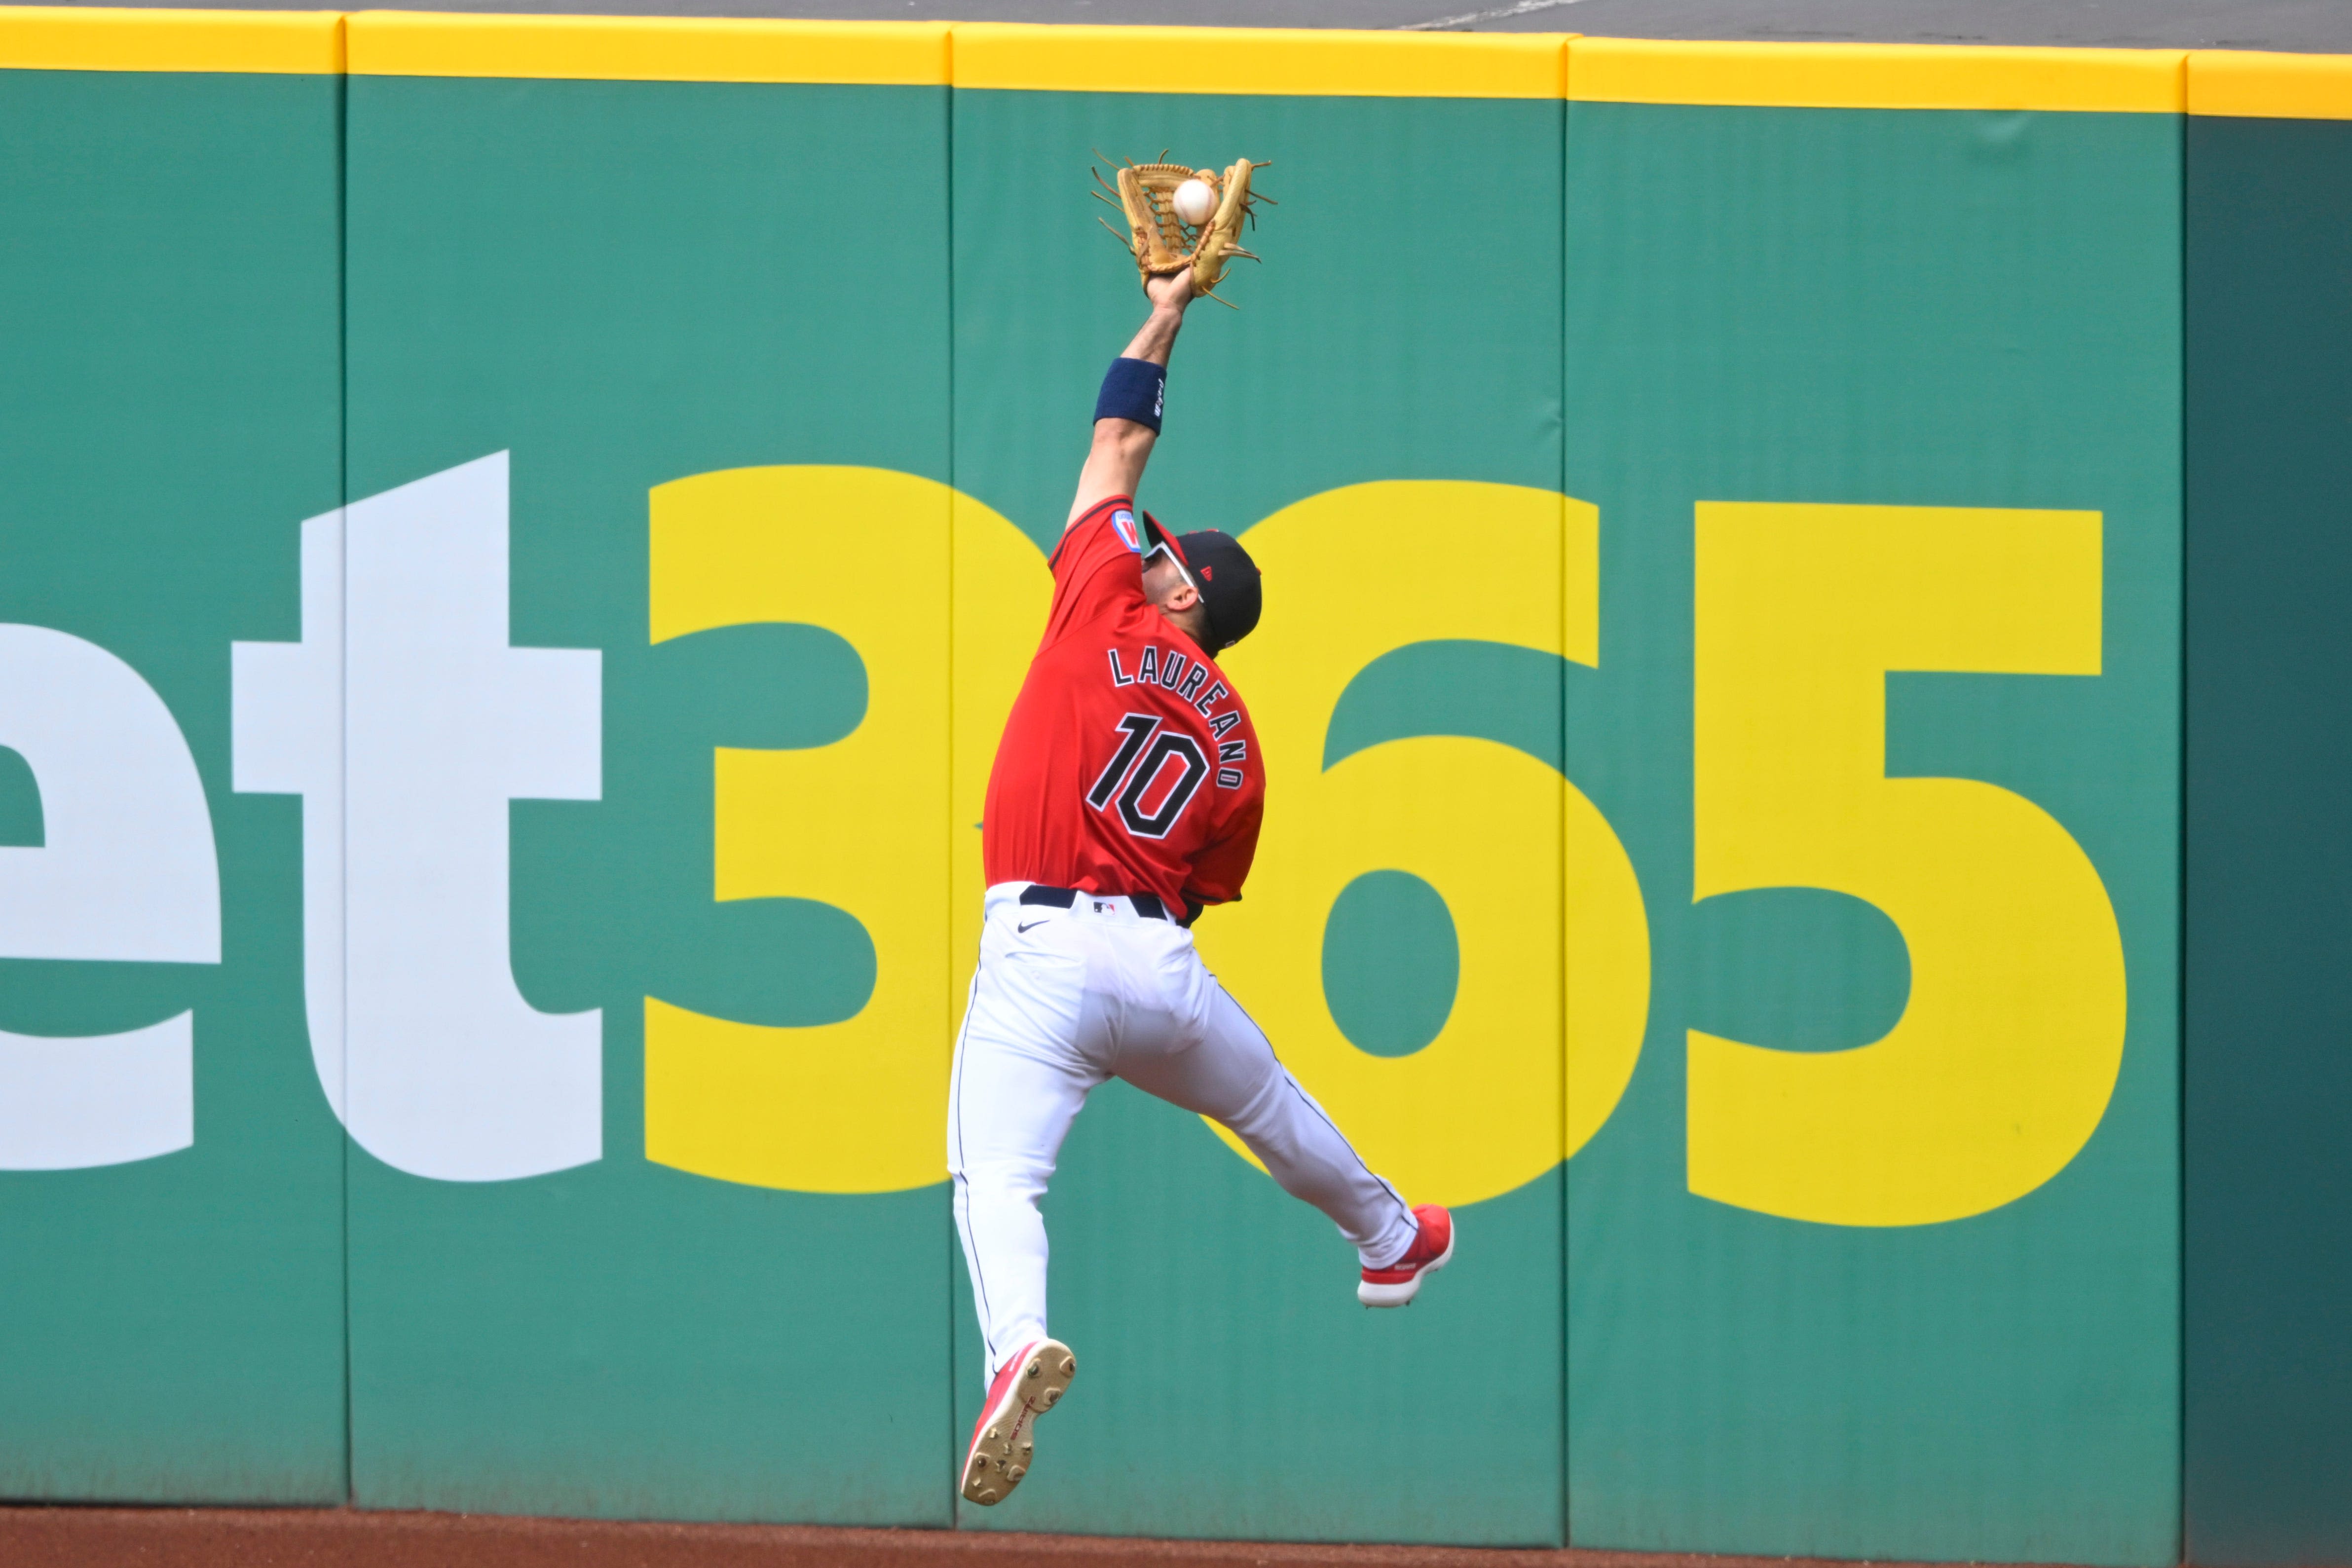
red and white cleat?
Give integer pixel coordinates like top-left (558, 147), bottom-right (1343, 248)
top-left (1358, 1204), bottom-right (1454, 1307)
top-left (959, 1338), bottom-right (1077, 1506)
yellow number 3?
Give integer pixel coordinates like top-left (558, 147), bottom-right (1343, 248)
top-left (643, 466), bottom-right (955, 1195)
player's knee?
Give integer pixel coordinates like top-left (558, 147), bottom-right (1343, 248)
top-left (955, 1155), bottom-right (1055, 1202)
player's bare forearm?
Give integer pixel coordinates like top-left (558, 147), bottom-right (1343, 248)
top-left (1067, 271), bottom-right (1195, 528)
top-left (1122, 268), bottom-right (1195, 366)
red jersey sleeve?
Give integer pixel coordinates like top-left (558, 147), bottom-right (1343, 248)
top-left (1042, 496), bottom-right (1150, 647)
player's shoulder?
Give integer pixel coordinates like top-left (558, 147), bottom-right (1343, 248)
top-left (1189, 651), bottom-right (1252, 719)
top-left (1200, 653), bottom-right (1252, 711)
top-left (1050, 494), bottom-right (1144, 569)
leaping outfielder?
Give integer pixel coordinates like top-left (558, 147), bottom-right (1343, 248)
top-left (951, 159), bottom-right (1453, 1507)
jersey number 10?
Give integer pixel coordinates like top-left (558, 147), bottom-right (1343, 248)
top-left (1087, 713), bottom-right (1211, 840)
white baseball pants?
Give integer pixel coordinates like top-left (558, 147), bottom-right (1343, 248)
top-left (949, 882), bottom-right (1420, 1385)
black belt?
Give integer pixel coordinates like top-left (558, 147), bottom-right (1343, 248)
top-left (1019, 885), bottom-right (1169, 922)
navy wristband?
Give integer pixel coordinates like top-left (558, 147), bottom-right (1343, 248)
top-left (1094, 356), bottom-right (1166, 433)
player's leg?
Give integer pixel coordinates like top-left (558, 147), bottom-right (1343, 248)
top-left (1108, 949), bottom-right (1429, 1281)
top-left (946, 917), bottom-right (1106, 1504)
top-left (946, 939), bottom-right (1100, 1383)
top-left (1145, 979), bottom-right (1454, 1304)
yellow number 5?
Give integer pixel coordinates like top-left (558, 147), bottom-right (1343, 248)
top-left (1689, 503), bottom-right (2127, 1226)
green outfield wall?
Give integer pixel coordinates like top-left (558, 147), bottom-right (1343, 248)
top-left (1563, 79), bottom-right (2182, 1566)
top-left (0, 11), bottom-right (2345, 1564)
top-left (0, 11), bottom-right (347, 1503)
top-left (339, 52), bottom-right (956, 1520)
top-left (2182, 54), bottom-right (2352, 1568)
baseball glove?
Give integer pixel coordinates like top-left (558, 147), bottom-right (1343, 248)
top-left (1092, 155), bottom-right (1269, 304)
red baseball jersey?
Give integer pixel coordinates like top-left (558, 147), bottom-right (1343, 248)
top-left (983, 495), bottom-right (1265, 914)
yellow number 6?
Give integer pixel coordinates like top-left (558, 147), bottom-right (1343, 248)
top-left (1198, 482), bottom-right (1650, 1206)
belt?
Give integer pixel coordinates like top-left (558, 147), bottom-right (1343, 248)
top-left (1019, 885), bottom-right (1169, 922)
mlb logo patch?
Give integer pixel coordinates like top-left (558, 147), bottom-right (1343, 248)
top-left (1111, 509), bottom-right (1143, 553)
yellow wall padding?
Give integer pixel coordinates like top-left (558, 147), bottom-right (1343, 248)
top-left (2187, 48), bottom-right (2352, 119)
top-left (24, 2), bottom-right (2352, 120)
top-left (948, 22), bottom-right (1566, 99)
top-left (0, 5), bottom-right (343, 75)
top-left (1565, 38), bottom-right (2186, 112)
top-left (346, 11), bottom-right (948, 84)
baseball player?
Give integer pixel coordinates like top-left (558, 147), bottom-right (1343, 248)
top-left (950, 263), bottom-right (1455, 1508)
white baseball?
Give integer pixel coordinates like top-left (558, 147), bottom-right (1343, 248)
top-left (1172, 178), bottom-right (1218, 226)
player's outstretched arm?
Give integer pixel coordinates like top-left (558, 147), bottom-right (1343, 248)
top-left (1067, 268), bottom-right (1196, 530)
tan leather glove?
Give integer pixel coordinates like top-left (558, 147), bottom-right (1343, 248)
top-left (1096, 157), bottom-right (1267, 303)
